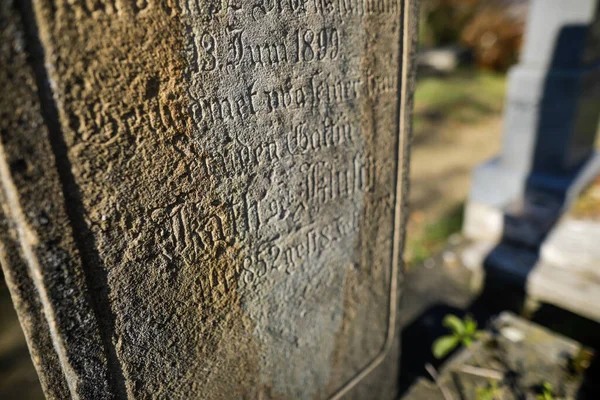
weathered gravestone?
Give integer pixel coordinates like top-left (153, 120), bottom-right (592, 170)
top-left (0, 0), bottom-right (417, 398)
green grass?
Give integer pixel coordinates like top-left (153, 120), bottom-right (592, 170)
top-left (406, 68), bottom-right (507, 268)
top-left (406, 204), bottom-right (464, 268)
top-left (414, 69), bottom-right (507, 135)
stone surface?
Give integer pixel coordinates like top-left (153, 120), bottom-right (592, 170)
top-left (541, 218), bottom-right (600, 273)
top-left (465, 154), bottom-right (600, 244)
top-left (462, 234), bottom-right (600, 323)
top-left (521, 0), bottom-right (600, 69)
top-left (0, 0), bottom-right (417, 398)
top-left (0, 1), bottom-right (108, 397)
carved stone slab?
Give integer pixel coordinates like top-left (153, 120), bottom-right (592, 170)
top-left (0, 0), bottom-right (417, 398)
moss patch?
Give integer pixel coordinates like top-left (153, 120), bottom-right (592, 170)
top-left (571, 175), bottom-right (600, 220)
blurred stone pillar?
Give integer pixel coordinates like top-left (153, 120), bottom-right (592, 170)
top-left (464, 0), bottom-right (600, 245)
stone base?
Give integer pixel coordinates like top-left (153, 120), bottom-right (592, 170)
top-left (464, 152), bottom-right (600, 244)
top-left (462, 216), bottom-right (600, 322)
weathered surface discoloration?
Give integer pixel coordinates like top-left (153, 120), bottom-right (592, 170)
top-left (1, 0), bottom-right (417, 398)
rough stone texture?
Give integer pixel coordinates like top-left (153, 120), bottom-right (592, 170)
top-left (0, 0), bottom-right (417, 398)
top-left (0, 0), bottom-right (110, 397)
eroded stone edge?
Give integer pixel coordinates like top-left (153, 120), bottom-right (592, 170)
top-left (0, 0), bottom-right (115, 398)
top-left (327, 0), bottom-right (418, 398)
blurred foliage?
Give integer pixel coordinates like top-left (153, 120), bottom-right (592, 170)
top-left (476, 381), bottom-right (501, 400)
top-left (536, 382), bottom-right (556, 400)
top-left (432, 314), bottom-right (484, 359)
top-left (420, 0), bottom-right (528, 71)
top-left (406, 204), bottom-right (463, 268)
top-left (475, 380), bottom-right (502, 400)
top-left (420, 0), bottom-right (480, 48)
top-left (462, 0), bottom-right (527, 70)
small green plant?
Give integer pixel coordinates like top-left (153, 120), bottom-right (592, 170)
top-left (476, 380), bottom-right (500, 400)
top-left (536, 381), bottom-right (555, 400)
top-left (432, 314), bottom-right (483, 359)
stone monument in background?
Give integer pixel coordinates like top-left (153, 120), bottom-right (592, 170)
top-left (463, 0), bottom-right (600, 321)
top-left (0, 0), bottom-right (417, 398)
top-left (465, 0), bottom-right (600, 244)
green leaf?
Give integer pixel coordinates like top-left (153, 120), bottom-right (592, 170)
top-left (476, 382), bottom-right (499, 400)
top-left (443, 314), bottom-right (465, 335)
top-left (464, 315), bottom-right (478, 336)
top-left (536, 381), bottom-right (554, 400)
top-left (432, 335), bottom-right (460, 359)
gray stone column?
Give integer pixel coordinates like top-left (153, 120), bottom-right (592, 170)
top-left (464, 0), bottom-right (600, 245)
